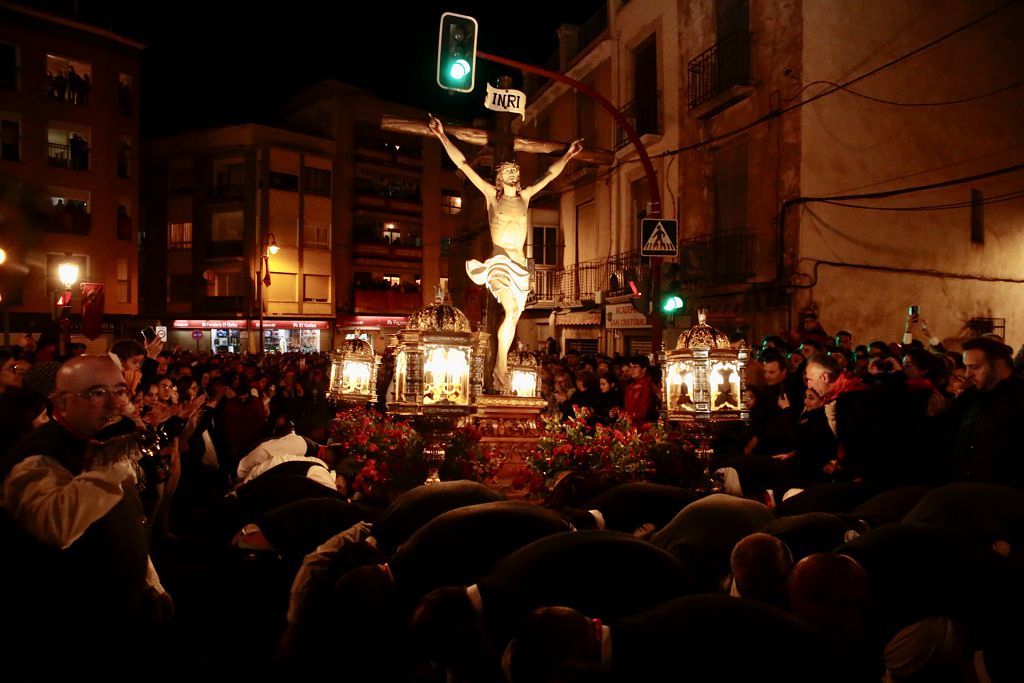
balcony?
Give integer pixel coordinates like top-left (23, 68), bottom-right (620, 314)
top-left (48, 141), bottom-right (89, 171)
top-left (48, 207), bottom-right (91, 235)
top-left (353, 239), bottom-right (423, 263)
top-left (614, 94), bottom-right (660, 150)
top-left (204, 296), bottom-right (245, 314)
top-left (529, 251), bottom-right (648, 309)
top-left (676, 229), bottom-right (754, 289)
top-left (207, 240), bottom-right (244, 258)
top-left (353, 288), bottom-right (422, 314)
top-left (688, 31), bottom-right (754, 118)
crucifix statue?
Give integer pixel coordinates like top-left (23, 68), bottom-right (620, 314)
top-left (428, 114), bottom-right (583, 390)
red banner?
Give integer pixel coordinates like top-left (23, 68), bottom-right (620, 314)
top-left (80, 282), bottom-right (105, 340)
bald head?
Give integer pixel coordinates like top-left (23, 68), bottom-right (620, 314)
top-left (52, 356), bottom-right (127, 437)
top-left (788, 553), bottom-right (868, 638)
top-left (730, 533), bottom-right (793, 607)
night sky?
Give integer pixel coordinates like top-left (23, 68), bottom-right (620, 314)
top-left (36, 0), bottom-right (606, 138)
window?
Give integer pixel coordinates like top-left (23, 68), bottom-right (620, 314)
top-left (713, 141), bottom-right (748, 232)
top-left (269, 171), bottom-right (299, 191)
top-left (117, 136), bottom-right (132, 178)
top-left (45, 54), bottom-right (92, 106)
top-left (0, 113), bottom-right (19, 161)
top-left (47, 125), bottom-right (90, 171)
top-left (118, 73), bottom-right (132, 116)
top-left (0, 42), bottom-right (18, 90)
top-left (303, 220), bottom-right (330, 249)
top-left (168, 222), bottom-right (193, 249)
top-left (717, 0), bottom-right (750, 38)
top-left (532, 226), bottom-right (559, 266)
top-left (117, 204), bottom-right (132, 241)
top-left (211, 211), bottom-right (243, 242)
top-left (304, 167), bottom-right (331, 196)
top-left (116, 258), bottom-right (130, 303)
top-left (168, 274), bottom-right (192, 303)
top-left (442, 190), bottom-right (462, 214)
top-left (633, 35), bottom-right (659, 136)
top-left (267, 273), bottom-right (298, 302)
top-left (168, 159), bottom-right (193, 195)
top-left (207, 270), bottom-right (243, 297)
top-left (441, 236), bottom-right (452, 257)
top-left (383, 222), bottom-right (401, 244)
top-left (576, 78), bottom-right (598, 144)
top-left (303, 275), bottom-right (330, 302)
top-left (383, 274), bottom-right (401, 288)
top-left (439, 277), bottom-right (449, 298)
top-left (214, 160), bottom-right (244, 197)
top-left (971, 189), bottom-right (984, 244)
top-left (48, 188), bottom-right (90, 234)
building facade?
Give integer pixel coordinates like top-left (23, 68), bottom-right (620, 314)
top-left (144, 83), bottom-right (462, 353)
top-left (0, 4), bottom-right (142, 351)
top-left (514, 0), bottom-right (1023, 354)
top-left (144, 125), bottom-right (337, 352)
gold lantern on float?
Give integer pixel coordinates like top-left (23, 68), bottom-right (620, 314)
top-left (328, 338), bottom-right (377, 405)
top-left (507, 342), bottom-right (540, 398)
top-left (390, 293), bottom-right (476, 483)
top-left (664, 310), bottom-right (749, 472)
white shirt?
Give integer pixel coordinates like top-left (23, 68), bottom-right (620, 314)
top-left (242, 453), bottom-right (337, 491)
top-left (236, 432), bottom-right (309, 480)
top-left (2, 455), bottom-right (165, 593)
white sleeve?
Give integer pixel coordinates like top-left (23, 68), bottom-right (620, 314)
top-left (286, 521), bottom-right (373, 624)
top-left (145, 555), bottom-right (166, 594)
top-left (236, 445), bottom-right (270, 480)
top-left (2, 455), bottom-right (133, 550)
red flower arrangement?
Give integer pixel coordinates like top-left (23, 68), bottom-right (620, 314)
top-left (328, 407), bottom-right (497, 499)
top-left (515, 410), bottom-right (705, 505)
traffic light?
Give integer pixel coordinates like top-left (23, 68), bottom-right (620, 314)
top-left (661, 262), bottom-right (685, 315)
top-left (437, 12), bottom-right (478, 93)
top-left (628, 274), bottom-right (651, 316)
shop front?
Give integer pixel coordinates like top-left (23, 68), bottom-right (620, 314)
top-left (171, 319), bottom-right (332, 353)
top-left (553, 309), bottom-right (602, 356)
top-left (336, 314), bottom-right (410, 353)
top-left (260, 320), bottom-right (331, 353)
top-left (171, 319), bottom-right (248, 353)
top-left (604, 303), bottom-right (652, 358)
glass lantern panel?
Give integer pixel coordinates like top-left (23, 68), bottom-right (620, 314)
top-left (395, 350), bottom-right (407, 401)
top-left (423, 345), bottom-right (470, 405)
top-left (510, 369), bottom-right (537, 397)
top-left (666, 360), bottom-right (697, 413)
top-left (709, 361), bottom-right (741, 410)
top-left (341, 359), bottom-right (372, 394)
top-left (329, 359), bottom-right (342, 393)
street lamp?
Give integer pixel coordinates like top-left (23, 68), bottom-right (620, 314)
top-left (57, 260), bottom-right (79, 356)
top-left (256, 233), bottom-right (279, 353)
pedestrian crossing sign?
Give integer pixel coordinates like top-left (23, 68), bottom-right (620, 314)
top-left (641, 219), bottom-right (678, 257)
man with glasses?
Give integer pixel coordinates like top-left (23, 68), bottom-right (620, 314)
top-left (0, 355), bottom-right (172, 676)
top-left (0, 350), bottom-right (29, 394)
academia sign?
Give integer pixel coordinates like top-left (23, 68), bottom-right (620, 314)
top-left (605, 303), bottom-right (650, 329)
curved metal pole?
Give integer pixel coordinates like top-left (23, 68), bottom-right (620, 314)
top-left (477, 50), bottom-right (665, 354)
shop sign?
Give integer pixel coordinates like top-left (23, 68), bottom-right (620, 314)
top-left (605, 303), bottom-right (650, 329)
top-left (337, 315), bottom-right (410, 328)
top-left (173, 319), bottom-right (246, 329)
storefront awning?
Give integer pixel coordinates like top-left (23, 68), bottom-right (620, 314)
top-left (554, 310), bottom-right (602, 327)
top-left (337, 314), bottom-right (410, 328)
top-left (172, 319), bottom-right (331, 330)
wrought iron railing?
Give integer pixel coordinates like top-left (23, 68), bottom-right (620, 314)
top-left (614, 94), bottom-right (660, 149)
top-left (676, 229), bottom-right (754, 288)
top-left (688, 31), bottom-right (753, 110)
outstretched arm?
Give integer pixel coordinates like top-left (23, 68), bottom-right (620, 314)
top-left (521, 139), bottom-right (584, 201)
top-left (428, 114), bottom-right (493, 198)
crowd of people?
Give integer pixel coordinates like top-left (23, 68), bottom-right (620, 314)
top-left (0, 307), bottom-right (1022, 681)
top-left (46, 65), bottom-right (91, 106)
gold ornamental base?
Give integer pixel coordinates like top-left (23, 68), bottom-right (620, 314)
top-left (473, 395), bottom-right (547, 499)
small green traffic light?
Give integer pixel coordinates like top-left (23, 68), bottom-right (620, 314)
top-left (437, 12), bottom-right (478, 93)
top-left (449, 58), bottom-right (471, 81)
top-left (663, 295), bottom-right (684, 313)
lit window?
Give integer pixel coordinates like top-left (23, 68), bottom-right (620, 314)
top-left (168, 222), bottom-right (193, 249)
top-left (442, 190), bottom-right (462, 215)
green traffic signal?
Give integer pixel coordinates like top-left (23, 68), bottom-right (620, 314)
top-left (449, 58), bottom-right (471, 81)
top-left (437, 12), bottom-right (478, 93)
top-left (663, 295), bottom-right (685, 313)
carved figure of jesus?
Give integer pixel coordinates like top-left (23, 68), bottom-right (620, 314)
top-left (428, 114), bottom-right (583, 389)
